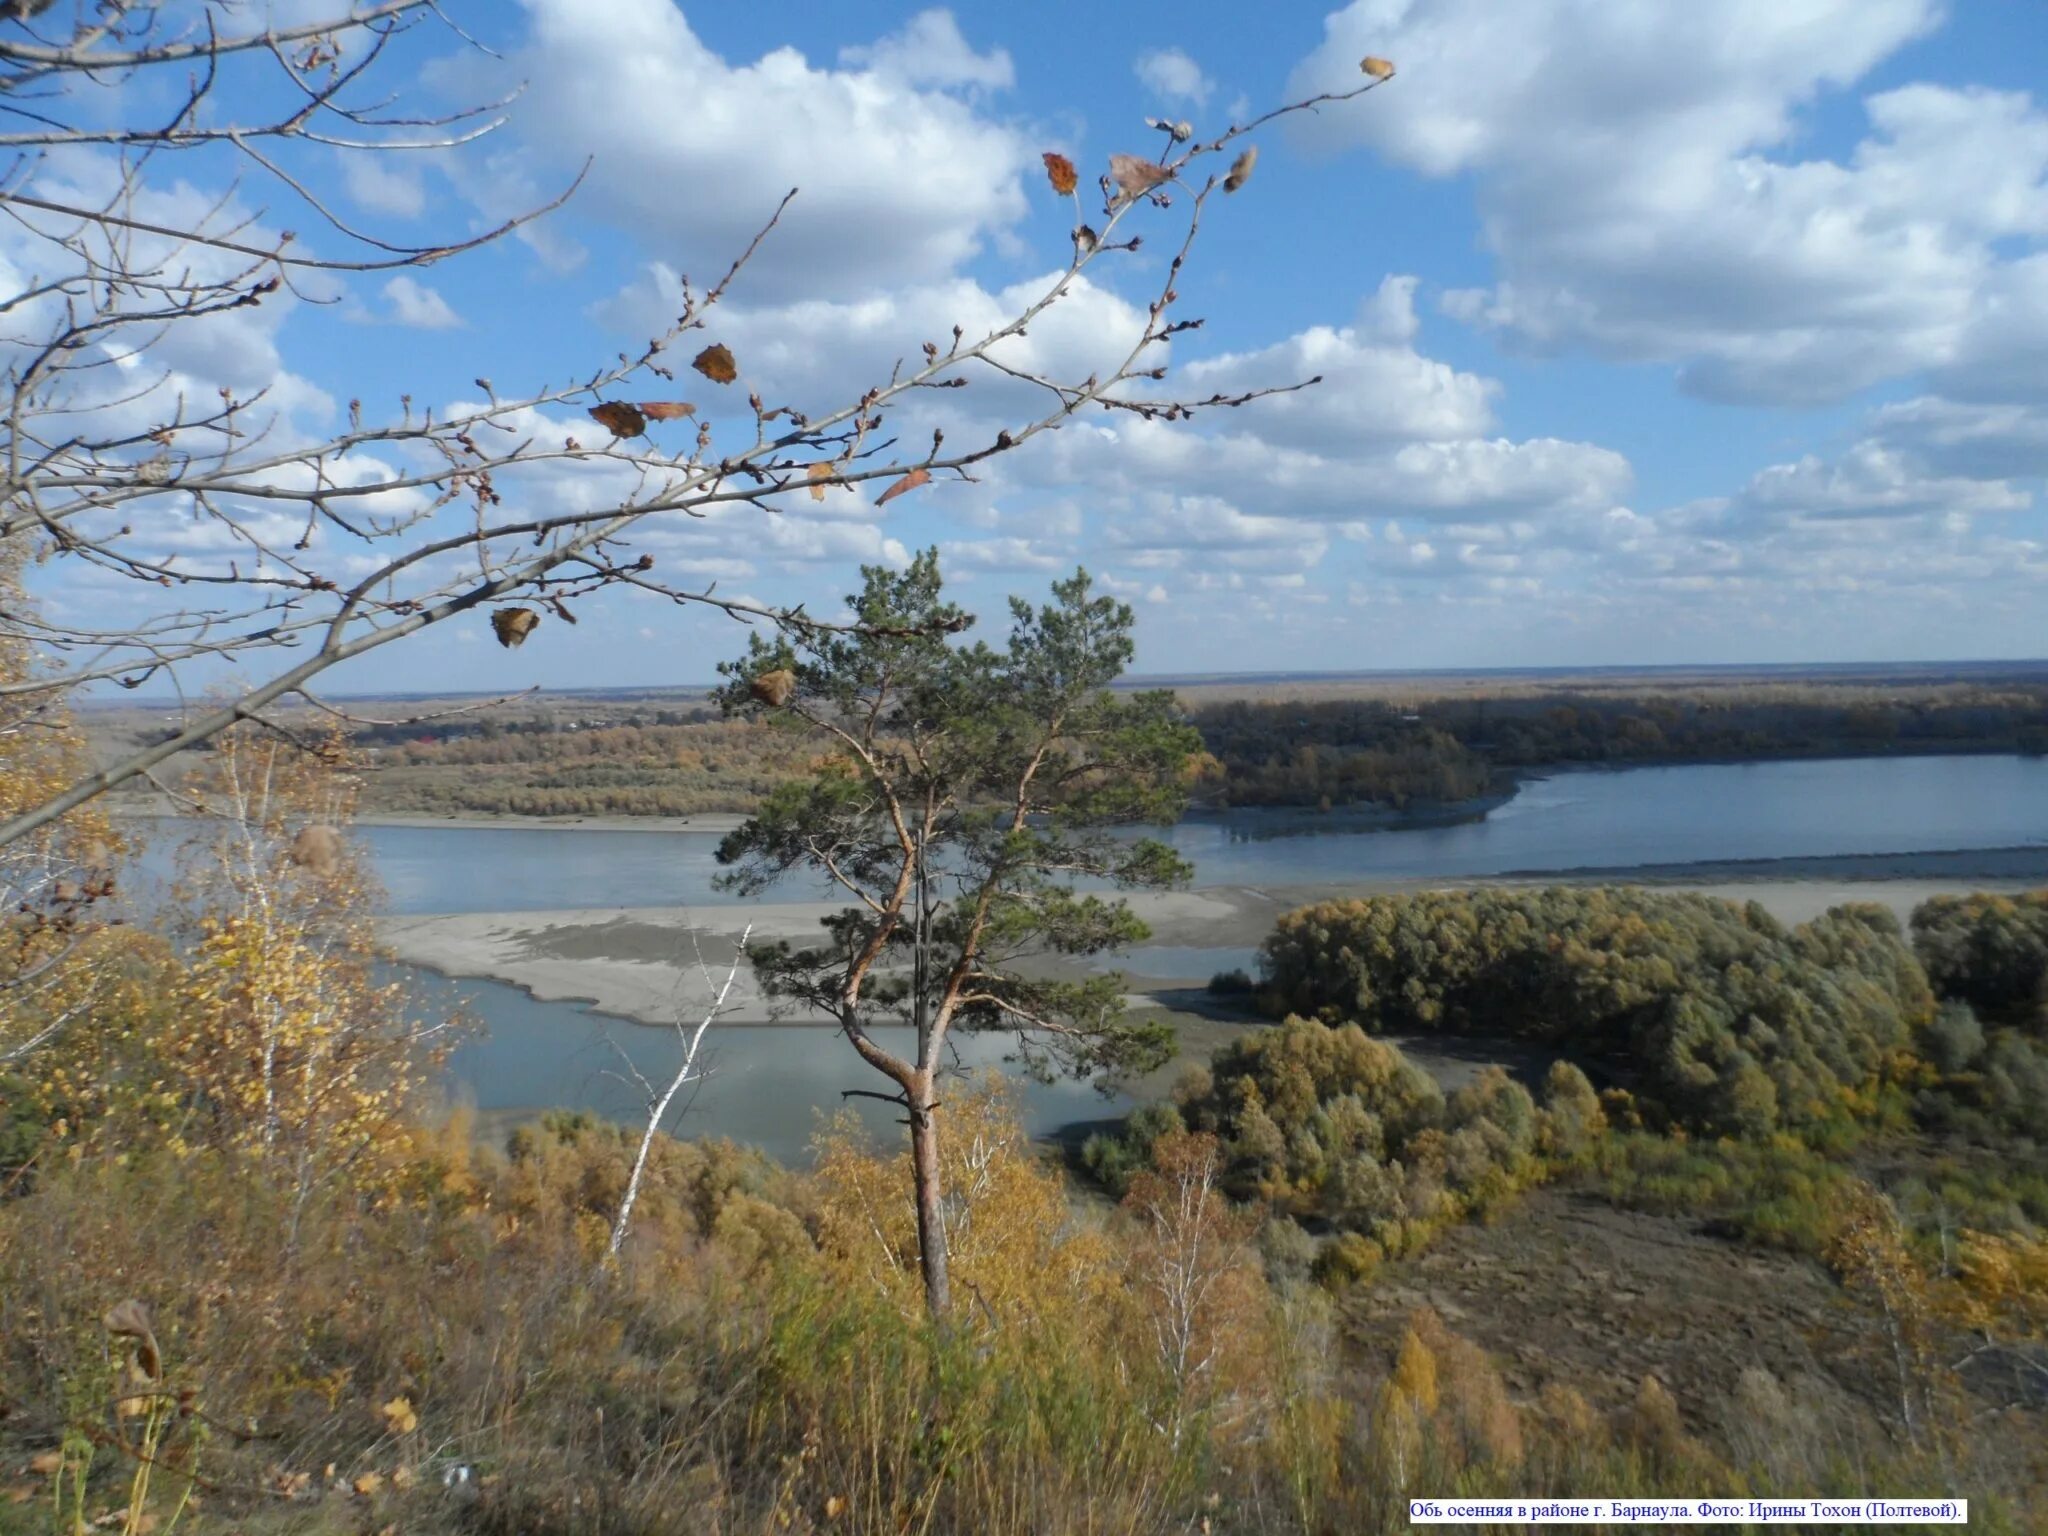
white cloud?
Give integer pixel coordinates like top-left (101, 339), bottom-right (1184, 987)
top-left (1109, 494), bottom-right (1329, 572)
top-left (383, 276), bottom-right (464, 330)
top-left (839, 9), bottom-right (1014, 91)
top-left (1135, 47), bottom-right (1214, 108)
top-left (1726, 441), bottom-right (2029, 525)
top-left (1038, 413), bottom-right (1632, 525)
top-left (462, 0), bottom-right (1031, 299)
top-left (597, 268), bottom-right (1159, 427)
top-left (1177, 276), bottom-right (1497, 447)
top-left (339, 152), bottom-right (426, 218)
top-left (1870, 396), bottom-right (2048, 480)
top-left (947, 536), bottom-right (1066, 572)
top-left (1289, 1), bottom-right (2048, 405)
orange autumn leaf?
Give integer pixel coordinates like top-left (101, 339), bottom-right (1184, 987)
top-left (1041, 151), bottom-right (1078, 195)
top-left (490, 607), bottom-right (539, 649)
top-left (749, 669), bottom-right (797, 708)
top-left (1361, 55), bottom-right (1396, 79)
top-left (692, 344), bottom-right (738, 384)
top-left (588, 401), bottom-right (646, 438)
top-left (638, 401), bottom-right (696, 421)
top-left (1109, 153), bottom-right (1170, 199)
top-left (807, 462), bottom-right (833, 502)
top-left (876, 466), bottom-right (931, 506)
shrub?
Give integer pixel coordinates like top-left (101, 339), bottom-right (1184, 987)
top-left (1911, 891), bottom-right (2048, 1027)
top-left (1258, 888), bottom-right (1934, 1140)
top-left (1313, 1231), bottom-right (1385, 1290)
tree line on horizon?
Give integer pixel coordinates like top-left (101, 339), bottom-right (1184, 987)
top-left (135, 673), bottom-right (2048, 821)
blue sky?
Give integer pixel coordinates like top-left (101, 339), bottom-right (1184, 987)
top-left (23, 0), bottom-right (2048, 690)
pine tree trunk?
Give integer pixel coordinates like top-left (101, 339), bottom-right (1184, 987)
top-left (908, 1074), bottom-right (951, 1319)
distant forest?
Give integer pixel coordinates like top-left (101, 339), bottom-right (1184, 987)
top-left (1193, 680), bottom-right (2048, 809)
top-left (311, 676), bottom-right (2048, 818)
top-left (349, 711), bottom-right (824, 818)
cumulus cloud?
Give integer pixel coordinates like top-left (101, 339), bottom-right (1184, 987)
top-left (946, 536), bottom-right (1067, 572)
top-left (1177, 277), bottom-right (1497, 447)
top-left (596, 268), bottom-right (1159, 426)
top-left (1716, 441), bottom-right (2029, 527)
top-left (1134, 47), bottom-right (1214, 108)
top-left (839, 9), bottom-right (1015, 91)
top-left (457, 0), bottom-right (1031, 299)
top-left (1869, 396), bottom-right (2048, 481)
top-left (339, 151), bottom-right (427, 218)
top-left (1036, 412), bottom-right (1633, 526)
top-left (382, 276), bottom-right (464, 330)
top-left (1109, 494), bottom-right (1329, 573)
top-left (1290, 0), bottom-right (2048, 406)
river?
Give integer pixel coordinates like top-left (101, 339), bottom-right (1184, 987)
top-left (183, 753), bottom-right (2048, 915)
top-left (131, 754), bottom-right (2048, 1162)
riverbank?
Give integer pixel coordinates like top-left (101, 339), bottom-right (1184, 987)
top-left (381, 853), bottom-right (2048, 1032)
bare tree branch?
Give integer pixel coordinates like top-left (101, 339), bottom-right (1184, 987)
top-left (0, 5), bottom-right (1394, 854)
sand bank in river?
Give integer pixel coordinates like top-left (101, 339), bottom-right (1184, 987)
top-left (380, 854), bottom-right (2048, 1031)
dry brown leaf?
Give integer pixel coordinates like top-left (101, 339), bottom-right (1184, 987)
top-left (8, 1484), bottom-right (37, 1504)
top-left (588, 401), bottom-right (647, 438)
top-left (749, 669), bottom-right (797, 708)
top-left (1041, 151), bottom-right (1078, 195)
top-left (1361, 55), bottom-right (1396, 79)
top-left (288, 824), bottom-right (343, 876)
top-left (103, 1298), bottom-right (152, 1338)
top-left (1109, 153), bottom-right (1170, 199)
top-left (28, 1451), bottom-right (62, 1476)
top-left (638, 401), bottom-right (696, 421)
top-left (353, 1472), bottom-right (385, 1498)
top-left (1223, 146), bottom-right (1258, 194)
top-left (876, 466), bottom-right (931, 506)
top-left (391, 1466), bottom-right (418, 1491)
top-left (824, 1494), bottom-right (847, 1520)
top-left (692, 344), bottom-right (738, 384)
top-left (807, 463), bottom-right (832, 502)
top-left (380, 1396), bottom-right (418, 1436)
top-left (103, 1299), bottom-right (161, 1380)
top-left (490, 608), bottom-right (540, 649)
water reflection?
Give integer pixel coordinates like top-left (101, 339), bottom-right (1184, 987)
top-left (128, 754), bottom-right (2048, 916)
top-left (403, 966), bottom-right (1132, 1167)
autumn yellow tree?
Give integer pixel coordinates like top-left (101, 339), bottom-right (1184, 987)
top-left (167, 724), bottom-right (449, 1214)
top-left (1120, 1129), bottom-right (1269, 1446)
top-left (809, 1077), bottom-right (1120, 1329)
top-left (1824, 1179), bottom-right (1961, 1460)
top-left (1939, 1229), bottom-right (2048, 1415)
top-left (0, 549), bottom-right (122, 1068)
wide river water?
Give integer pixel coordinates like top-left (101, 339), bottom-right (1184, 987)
top-left (258, 753), bottom-right (2048, 915)
top-left (135, 754), bottom-right (2048, 1163)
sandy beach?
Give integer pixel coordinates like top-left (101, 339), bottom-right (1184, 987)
top-left (380, 854), bottom-right (2048, 1031)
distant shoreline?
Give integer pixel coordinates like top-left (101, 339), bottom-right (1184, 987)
top-left (106, 744), bottom-right (2046, 838)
